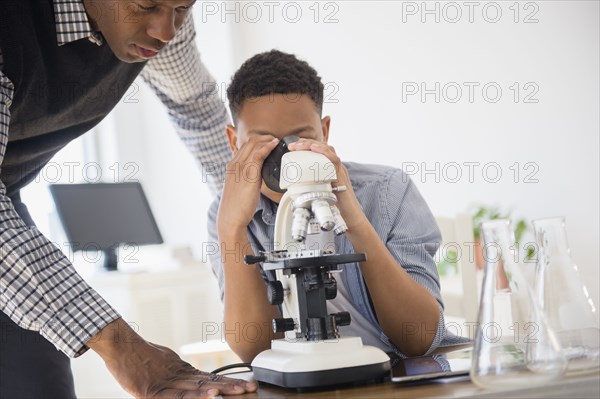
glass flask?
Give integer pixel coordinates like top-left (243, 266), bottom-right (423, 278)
top-left (470, 219), bottom-right (566, 389)
top-left (533, 217), bottom-right (600, 374)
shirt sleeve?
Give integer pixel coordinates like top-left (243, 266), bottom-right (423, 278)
top-left (207, 197), bottom-right (225, 302)
top-left (139, 13), bottom-right (231, 197)
top-left (383, 170), bottom-right (447, 354)
top-left (0, 51), bottom-right (121, 358)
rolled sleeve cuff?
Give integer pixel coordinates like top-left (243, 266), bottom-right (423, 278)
top-left (40, 289), bottom-right (121, 358)
top-left (424, 306), bottom-right (446, 355)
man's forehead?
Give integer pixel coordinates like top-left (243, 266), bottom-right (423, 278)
top-left (247, 126), bottom-right (315, 136)
top-left (135, 0), bottom-right (196, 6)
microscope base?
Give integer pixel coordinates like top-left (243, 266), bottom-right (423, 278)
top-left (251, 337), bottom-right (391, 389)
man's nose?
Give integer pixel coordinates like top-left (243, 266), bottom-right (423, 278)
top-left (146, 11), bottom-right (177, 43)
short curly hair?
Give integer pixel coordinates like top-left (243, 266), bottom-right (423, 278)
top-left (227, 50), bottom-right (324, 123)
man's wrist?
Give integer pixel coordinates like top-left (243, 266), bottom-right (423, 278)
top-left (87, 318), bottom-right (143, 361)
top-left (345, 212), bottom-right (372, 237)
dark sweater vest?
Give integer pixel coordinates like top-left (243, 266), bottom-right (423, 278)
top-left (0, 0), bottom-right (146, 198)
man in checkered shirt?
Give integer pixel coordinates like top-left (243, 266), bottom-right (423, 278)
top-left (0, 1), bottom-right (256, 397)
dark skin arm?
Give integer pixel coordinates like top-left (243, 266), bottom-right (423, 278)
top-left (217, 135), bottom-right (283, 362)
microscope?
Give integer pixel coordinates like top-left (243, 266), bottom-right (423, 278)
top-left (243, 136), bottom-right (390, 389)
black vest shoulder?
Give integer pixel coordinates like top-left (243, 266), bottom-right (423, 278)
top-left (0, 0), bottom-right (146, 196)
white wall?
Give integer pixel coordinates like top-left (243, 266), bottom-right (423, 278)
top-left (104, 1), bottom-right (598, 303)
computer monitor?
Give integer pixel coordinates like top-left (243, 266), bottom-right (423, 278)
top-left (49, 182), bottom-right (163, 271)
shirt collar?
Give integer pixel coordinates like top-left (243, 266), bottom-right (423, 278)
top-left (53, 0), bottom-right (104, 46)
top-left (257, 194), bottom-right (278, 225)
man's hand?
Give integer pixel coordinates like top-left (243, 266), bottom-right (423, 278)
top-left (88, 318), bottom-right (257, 398)
top-left (217, 135), bottom-right (279, 234)
top-left (287, 138), bottom-right (368, 231)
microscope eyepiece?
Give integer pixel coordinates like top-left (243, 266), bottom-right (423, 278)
top-left (262, 136), bottom-right (300, 193)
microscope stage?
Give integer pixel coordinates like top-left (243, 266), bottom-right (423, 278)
top-left (262, 253), bottom-right (367, 271)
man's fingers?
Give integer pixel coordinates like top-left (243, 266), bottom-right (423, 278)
top-left (244, 134), bottom-right (278, 153)
top-left (252, 137), bottom-right (280, 163)
top-left (155, 387), bottom-right (219, 399)
top-left (288, 138), bottom-right (332, 154)
top-left (160, 374), bottom-right (257, 395)
top-left (287, 138), bottom-right (312, 150)
top-left (232, 135), bottom-right (278, 164)
top-left (289, 139), bottom-right (341, 164)
top-left (200, 376), bottom-right (257, 394)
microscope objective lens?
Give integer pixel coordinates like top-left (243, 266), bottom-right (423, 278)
top-left (312, 199), bottom-right (335, 231)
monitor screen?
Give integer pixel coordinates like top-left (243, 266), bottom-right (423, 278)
top-left (49, 183), bottom-right (163, 270)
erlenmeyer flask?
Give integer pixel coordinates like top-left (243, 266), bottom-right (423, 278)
top-left (471, 219), bottom-right (566, 389)
top-left (533, 217), bottom-right (600, 374)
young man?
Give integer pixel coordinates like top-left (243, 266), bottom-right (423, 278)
top-left (0, 1), bottom-right (254, 397)
top-left (210, 50), bottom-right (453, 363)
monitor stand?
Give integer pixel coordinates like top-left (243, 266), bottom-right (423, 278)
top-left (102, 247), bottom-right (119, 272)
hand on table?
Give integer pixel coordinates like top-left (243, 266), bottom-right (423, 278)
top-left (89, 318), bottom-right (257, 398)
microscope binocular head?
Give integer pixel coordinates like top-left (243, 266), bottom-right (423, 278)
top-left (262, 136), bottom-right (337, 193)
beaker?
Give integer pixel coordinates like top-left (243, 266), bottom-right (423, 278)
top-left (533, 217), bottom-right (600, 374)
top-left (470, 219), bottom-right (566, 389)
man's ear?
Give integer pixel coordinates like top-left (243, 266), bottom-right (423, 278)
top-left (321, 116), bottom-right (331, 144)
top-left (225, 124), bottom-right (239, 154)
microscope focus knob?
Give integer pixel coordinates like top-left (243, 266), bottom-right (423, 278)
top-left (334, 311), bottom-right (352, 327)
top-left (325, 284), bottom-right (337, 300)
top-left (267, 281), bottom-right (285, 305)
top-left (272, 318), bottom-right (295, 333)
top-left (243, 255), bottom-right (266, 265)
